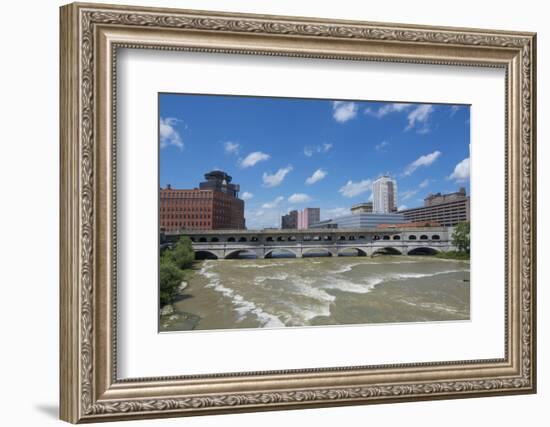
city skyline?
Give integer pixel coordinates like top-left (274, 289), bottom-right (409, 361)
top-left (160, 93), bottom-right (470, 229)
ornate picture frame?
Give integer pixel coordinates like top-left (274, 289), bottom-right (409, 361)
top-left (60, 2), bottom-right (536, 423)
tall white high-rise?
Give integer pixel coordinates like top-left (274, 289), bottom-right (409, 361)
top-left (372, 176), bottom-right (398, 213)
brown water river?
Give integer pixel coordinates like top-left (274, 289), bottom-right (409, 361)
top-left (160, 255), bottom-right (470, 332)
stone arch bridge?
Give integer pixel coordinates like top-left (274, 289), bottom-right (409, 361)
top-left (162, 227), bottom-right (455, 260)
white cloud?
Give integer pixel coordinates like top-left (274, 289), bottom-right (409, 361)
top-left (288, 193), bottom-right (312, 203)
top-left (419, 179), bottom-right (430, 188)
top-left (241, 191), bottom-right (253, 201)
top-left (321, 207), bottom-right (349, 220)
top-left (398, 205), bottom-right (408, 211)
top-left (449, 157), bottom-right (470, 182)
top-left (375, 141), bottom-right (390, 152)
top-left (401, 189), bottom-right (418, 201)
top-left (305, 169), bottom-right (327, 185)
top-left (224, 141), bottom-right (240, 154)
top-left (160, 117), bottom-right (184, 150)
top-left (240, 151), bottom-right (270, 168)
top-left (245, 208), bottom-right (280, 229)
top-left (403, 150), bottom-right (441, 176)
top-left (365, 103), bottom-right (412, 118)
top-left (450, 105), bottom-right (464, 117)
top-left (261, 196), bottom-right (284, 209)
top-left (406, 104), bottom-right (434, 132)
top-left (304, 143), bottom-right (332, 157)
top-left (303, 147), bottom-right (314, 157)
top-left (364, 103), bottom-right (435, 133)
top-left (339, 179), bottom-right (373, 198)
top-left (262, 165), bottom-right (293, 187)
top-left (332, 101), bottom-right (357, 123)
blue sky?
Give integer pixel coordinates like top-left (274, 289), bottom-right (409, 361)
top-left (159, 93), bottom-right (470, 229)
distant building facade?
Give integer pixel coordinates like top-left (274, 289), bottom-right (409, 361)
top-left (310, 213), bottom-right (405, 229)
top-left (281, 210), bottom-right (298, 229)
top-left (160, 170), bottom-right (245, 232)
top-left (297, 208), bottom-right (320, 229)
top-left (309, 219), bottom-right (338, 229)
top-left (377, 221), bottom-right (440, 229)
top-left (350, 202), bottom-right (373, 214)
top-left (398, 188), bottom-right (469, 227)
top-left (373, 176), bottom-right (398, 213)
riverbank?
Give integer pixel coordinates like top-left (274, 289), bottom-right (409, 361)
top-left (435, 251), bottom-right (470, 261)
top-left (159, 267), bottom-right (204, 331)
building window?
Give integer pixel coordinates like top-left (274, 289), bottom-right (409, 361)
top-left (420, 235), bottom-right (428, 240)
top-left (409, 235), bottom-right (417, 240)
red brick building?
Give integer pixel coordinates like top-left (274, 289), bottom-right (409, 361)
top-left (160, 171), bottom-right (246, 232)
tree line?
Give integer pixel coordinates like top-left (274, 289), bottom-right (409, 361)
top-left (160, 236), bottom-right (195, 306)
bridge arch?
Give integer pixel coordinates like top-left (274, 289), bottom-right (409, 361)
top-left (264, 248), bottom-right (298, 258)
top-left (338, 247), bottom-right (368, 257)
top-left (407, 247), bottom-right (439, 256)
top-left (393, 235), bottom-right (401, 240)
top-left (225, 249), bottom-right (258, 259)
top-left (195, 250), bottom-right (219, 260)
top-left (373, 246), bottom-right (402, 256)
top-left (302, 247), bottom-right (333, 257)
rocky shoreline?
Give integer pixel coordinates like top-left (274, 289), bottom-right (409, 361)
top-left (159, 281), bottom-right (202, 331)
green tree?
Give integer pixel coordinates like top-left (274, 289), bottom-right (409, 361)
top-left (165, 236), bottom-right (195, 269)
top-left (452, 221), bottom-right (470, 253)
top-left (159, 259), bottom-right (184, 306)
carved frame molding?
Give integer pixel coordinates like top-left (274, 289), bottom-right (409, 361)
top-left (60, 2), bottom-right (536, 423)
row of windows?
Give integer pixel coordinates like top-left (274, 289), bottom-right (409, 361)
top-left (160, 192), bottom-right (212, 199)
top-left (164, 221), bottom-right (211, 228)
top-left (162, 214), bottom-right (211, 219)
top-left (189, 234), bottom-right (441, 243)
top-left (161, 208), bottom-right (212, 212)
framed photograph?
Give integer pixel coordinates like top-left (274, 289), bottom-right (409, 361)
top-left (60, 2), bottom-right (537, 423)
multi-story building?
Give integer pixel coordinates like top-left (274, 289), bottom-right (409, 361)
top-left (398, 188), bottom-right (469, 227)
top-left (160, 171), bottom-right (245, 232)
top-left (350, 202), bottom-right (373, 214)
top-left (281, 210), bottom-right (298, 229)
top-left (372, 176), bottom-right (398, 213)
top-left (297, 208), bottom-right (320, 229)
top-left (310, 213), bottom-right (405, 229)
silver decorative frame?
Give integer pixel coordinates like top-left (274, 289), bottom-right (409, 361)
top-left (60, 2), bottom-right (536, 423)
